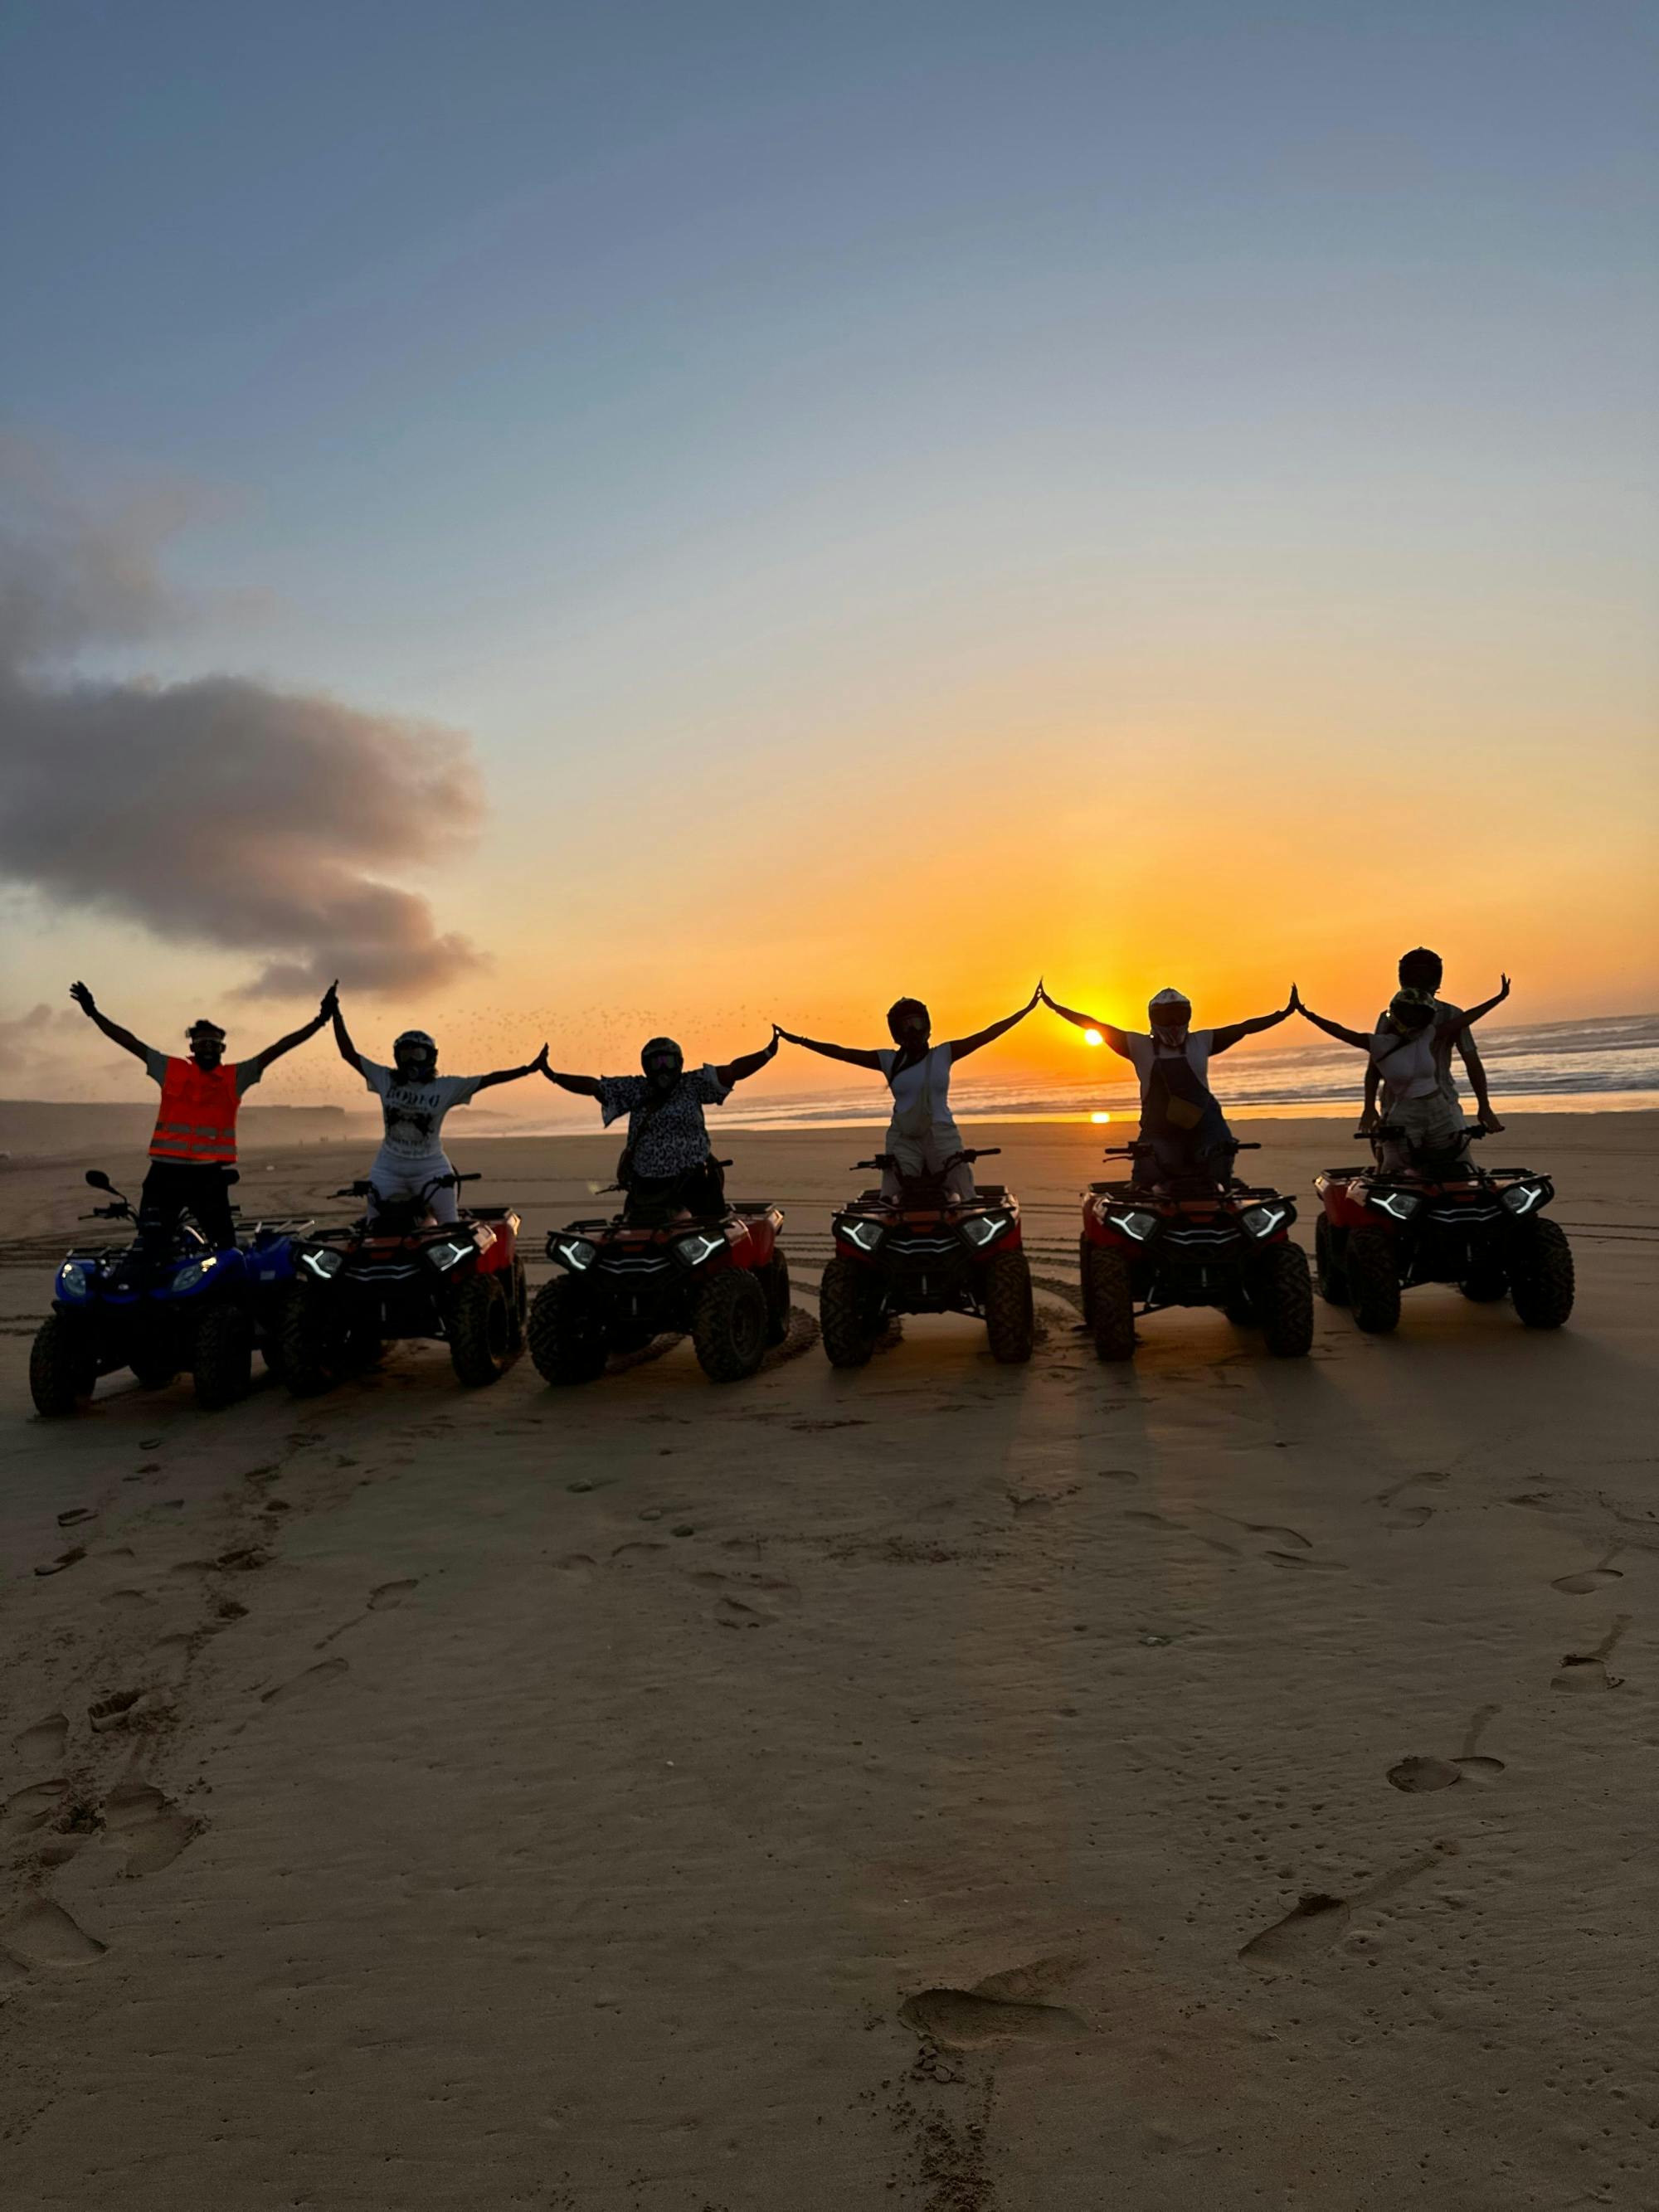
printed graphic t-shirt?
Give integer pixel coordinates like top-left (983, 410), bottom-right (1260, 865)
top-left (361, 1060), bottom-right (483, 1160)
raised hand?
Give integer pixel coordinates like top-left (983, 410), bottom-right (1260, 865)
top-left (319, 978), bottom-right (340, 1019)
top-left (1496, 973), bottom-right (1511, 1002)
top-left (1287, 982), bottom-right (1301, 1014)
top-left (70, 980), bottom-right (96, 1017)
top-left (533, 1043), bottom-right (551, 1073)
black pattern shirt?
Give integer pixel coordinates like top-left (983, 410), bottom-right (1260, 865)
top-left (598, 1066), bottom-right (732, 1175)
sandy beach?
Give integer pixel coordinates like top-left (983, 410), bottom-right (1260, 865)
top-left (2, 1111), bottom-right (1657, 2210)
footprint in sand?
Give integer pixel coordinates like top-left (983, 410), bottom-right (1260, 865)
top-left (1, 1781), bottom-right (68, 1842)
top-left (693, 1568), bottom-right (802, 1629)
top-left (1554, 1616), bottom-right (1629, 1693)
top-left (367, 1579), bottom-right (417, 1610)
top-left (1240, 1843), bottom-right (1457, 1965)
top-left (900, 1956), bottom-right (1088, 2052)
top-left (0, 1897), bottom-right (105, 1970)
top-left (102, 1782), bottom-right (202, 1879)
top-left (1388, 1705), bottom-right (1506, 1793)
top-left (34, 1545), bottom-right (86, 1578)
top-left (261, 1655), bottom-right (348, 1705)
top-left (12, 1713), bottom-right (68, 1766)
top-left (1552, 1550), bottom-right (1623, 1595)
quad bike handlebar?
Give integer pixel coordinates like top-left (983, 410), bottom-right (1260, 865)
top-left (1102, 1141), bottom-right (1258, 1157)
top-left (1361, 1123), bottom-right (1486, 1143)
top-left (851, 1146), bottom-right (1000, 1171)
top-left (333, 1169), bottom-right (479, 1203)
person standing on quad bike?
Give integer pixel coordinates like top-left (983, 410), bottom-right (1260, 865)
top-left (331, 1006), bottom-right (547, 1223)
top-left (540, 1029), bottom-right (781, 1218)
top-left (776, 985), bottom-right (1040, 1201)
top-left (70, 978), bottom-right (338, 1254)
top-left (1297, 976), bottom-right (1511, 1171)
top-left (1041, 981), bottom-right (1298, 1187)
top-left (1360, 946), bottom-right (1506, 1144)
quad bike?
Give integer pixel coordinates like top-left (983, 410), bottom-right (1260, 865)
top-left (1078, 1141), bottom-right (1312, 1362)
top-left (30, 1169), bottom-right (308, 1415)
top-left (528, 1159), bottom-right (788, 1385)
top-left (819, 1147), bottom-right (1034, 1369)
top-left (1313, 1123), bottom-right (1573, 1334)
top-left (280, 1169), bottom-right (525, 1393)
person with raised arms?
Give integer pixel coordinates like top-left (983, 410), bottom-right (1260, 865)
top-left (541, 1028), bottom-right (781, 1218)
top-left (776, 984), bottom-right (1041, 1202)
top-left (1297, 975), bottom-right (1511, 1170)
top-left (1360, 945), bottom-right (1505, 1140)
top-left (70, 977), bottom-right (338, 1252)
top-left (1041, 980), bottom-right (1299, 1187)
top-left (331, 1006), bottom-right (547, 1223)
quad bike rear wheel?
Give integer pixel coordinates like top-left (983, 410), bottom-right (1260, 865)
top-left (528, 1275), bottom-right (609, 1385)
top-left (1510, 1218), bottom-right (1574, 1330)
top-left (984, 1250), bottom-right (1034, 1364)
top-left (192, 1303), bottom-right (253, 1411)
top-left (1314, 1216), bottom-right (1350, 1306)
top-left (1078, 1235), bottom-right (1095, 1322)
top-left (819, 1257), bottom-right (878, 1369)
top-left (280, 1289), bottom-right (341, 1398)
top-left (448, 1274), bottom-right (514, 1387)
top-left (692, 1269), bottom-right (768, 1383)
top-left (1345, 1230), bottom-right (1401, 1335)
top-left (1086, 1247), bottom-right (1136, 1363)
top-left (30, 1314), bottom-right (95, 1417)
top-left (1253, 1242), bottom-right (1314, 1358)
top-left (759, 1252), bottom-right (791, 1346)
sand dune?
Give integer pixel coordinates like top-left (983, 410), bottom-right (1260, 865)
top-left (1, 1115), bottom-right (1656, 2209)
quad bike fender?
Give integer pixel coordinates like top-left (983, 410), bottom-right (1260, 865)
top-left (1082, 1203), bottom-right (1141, 1254)
top-left (1316, 1177), bottom-right (1379, 1235)
top-left (474, 1217), bottom-right (519, 1275)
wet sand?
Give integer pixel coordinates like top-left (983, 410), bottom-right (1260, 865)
top-left (2, 1113), bottom-right (1657, 2210)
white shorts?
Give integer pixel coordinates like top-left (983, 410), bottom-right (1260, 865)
top-left (881, 1122), bottom-right (975, 1201)
top-left (367, 1154), bottom-right (459, 1223)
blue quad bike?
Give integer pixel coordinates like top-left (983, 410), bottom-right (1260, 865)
top-left (29, 1169), bottom-right (312, 1416)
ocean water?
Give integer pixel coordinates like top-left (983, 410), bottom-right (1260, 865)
top-left (510, 1013), bottom-right (1659, 1135)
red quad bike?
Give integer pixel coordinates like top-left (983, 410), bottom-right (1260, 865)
top-left (820, 1147), bottom-right (1034, 1369)
top-left (1313, 1122), bottom-right (1574, 1335)
top-left (1079, 1141), bottom-right (1313, 1362)
top-left (280, 1169), bottom-right (526, 1393)
top-left (528, 1161), bottom-right (788, 1386)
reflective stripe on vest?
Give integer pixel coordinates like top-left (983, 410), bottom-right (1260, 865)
top-left (150, 1057), bottom-right (241, 1164)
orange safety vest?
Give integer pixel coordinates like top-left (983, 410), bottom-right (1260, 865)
top-left (149, 1057), bottom-right (241, 1164)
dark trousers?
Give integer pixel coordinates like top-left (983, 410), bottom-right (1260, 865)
top-left (622, 1161), bottom-right (726, 1224)
top-left (139, 1161), bottom-right (236, 1252)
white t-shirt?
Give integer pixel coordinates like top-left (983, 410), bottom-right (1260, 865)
top-left (1116, 1030), bottom-right (1215, 1106)
top-left (1373, 999), bottom-right (1467, 1106)
top-left (878, 1043), bottom-right (959, 1137)
top-left (361, 1060), bottom-right (482, 1161)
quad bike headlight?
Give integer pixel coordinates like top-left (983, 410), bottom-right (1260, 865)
top-left (839, 1218), bottom-right (887, 1254)
top-left (673, 1231), bottom-right (727, 1267)
top-left (1368, 1189), bottom-right (1422, 1223)
top-left (1240, 1204), bottom-right (1289, 1240)
top-left (1501, 1182), bottom-right (1545, 1216)
top-left (1108, 1208), bottom-right (1160, 1242)
top-left (426, 1239), bottom-right (473, 1272)
top-left (173, 1257), bottom-right (218, 1291)
top-left (301, 1247), bottom-right (345, 1280)
top-left (959, 1212), bottom-right (1011, 1248)
top-left (57, 1262), bottom-right (90, 1301)
top-left (551, 1236), bottom-right (597, 1271)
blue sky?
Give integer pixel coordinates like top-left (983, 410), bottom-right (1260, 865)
top-left (2, 1), bottom-right (1655, 1100)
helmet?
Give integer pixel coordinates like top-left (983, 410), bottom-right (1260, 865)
top-left (1388, 988), bottom-right (1438, 1034)
top-left (187, 1018), bottom-right (226, 1043)
top-left (1398, 946), bottom-right (1443, 992)
top-left (393, 1028), bottom-right (438, 1072)
top-left (887, 997), bottom-right (930, 1041)
top-left (640, 1035), bottom-right (684, 1072)
top-left (1148, 988), bottom-right (1192, 1034)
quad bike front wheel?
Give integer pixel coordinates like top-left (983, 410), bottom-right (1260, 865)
top-left (280, 1289), bottom-right (342, 1398)
top-left (819, 1257), bottom-right (878, 1369)
top-left (1510, 1218), bottom-right (1574, 1330)
top-left (1253, 1242), bottom-right (1314, 1358)
top-left (192, 1303), bottom-right (253, 1411)
top-left (448, 1275), bottom-right (515, 1387)
top-left (1314, 1217), bottom-right (1349, 1306)
top-left (528, 1276), bottom-right (609, 1385)
top-left (30, 1314), bottom-right (95, 1417)
top-left (1086, 1247), bottom-right (1136, 1363)
top-left (692, 1269), bottom-right (768, 1383)
top-left (984, 1250), bottom-right (1034, 1364)
top-left (1345, 1230), bottom-right (1401, 1335)
top-left (759, 1252), bottom-right (791, 1347)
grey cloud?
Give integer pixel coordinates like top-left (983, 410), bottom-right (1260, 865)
top-left (0, 445), bottom-right (486, 997)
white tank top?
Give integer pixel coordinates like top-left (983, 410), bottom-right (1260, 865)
top-left (877, 1043), bottom-right (957, 1136)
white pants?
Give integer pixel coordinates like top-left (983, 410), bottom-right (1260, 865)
top-left (881, 1123), bottom-right (975, 1202)
top-left (367, 1153), bottom-right (459, 1223)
